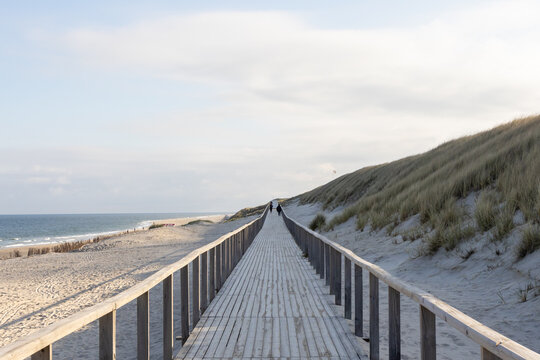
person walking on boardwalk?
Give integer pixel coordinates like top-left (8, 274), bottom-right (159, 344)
top-left (276, 203), bottom-right (282, 216)
top-left (269, 202), bottom-right (273, 213)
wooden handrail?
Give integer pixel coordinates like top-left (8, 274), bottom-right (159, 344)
top-left (0, 207), bottom-right (269, 360)
top-left (282, 209), bottom-right (540, 360)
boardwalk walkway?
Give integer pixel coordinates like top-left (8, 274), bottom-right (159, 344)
top-left (175, 213), bottom-right (367, 359)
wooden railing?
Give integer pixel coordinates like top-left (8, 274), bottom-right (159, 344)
top-left (0, 207), bottom-right (268, 360)
top-left (282, 209), bottom-right (540, 360)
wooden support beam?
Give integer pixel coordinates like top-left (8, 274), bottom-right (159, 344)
top-left (209, 248), bottom-right (216, 301)
top-left (163, 275), bottom-right (173, 360)
top-left (344, 257), bottom-right (352, 319)
top-left (354, 264), bottom-right (363, 337)
top-left (369, 273), bottom-right (379, 360)
top-left (388, 286), bottom-right (401, 360)
top-left (200, 252), bottom-right (208, 314)
top-left (180, 266), bottom-right (189, 345)
top-left (335, 251), bottom-right (342, 305)
top-left (325, 244), bottom-right (330, 286)
top-left (420, 305), bottom-right (436, 360)
top-left (99, 310), bottom-right (116, 360)
top-left (192, 257), bottom-right (200, 327)
top-left (31, 345), bottom-right (51, 360)
top-left (481, 347), bottom-right (503, 360)
top-left (137, 291), bottom-right (149, 360)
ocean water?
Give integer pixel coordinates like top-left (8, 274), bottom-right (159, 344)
top-left (0, 212), bottom-right (220, 248)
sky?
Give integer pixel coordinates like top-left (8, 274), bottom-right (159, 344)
top-left (1, 0), bottom-right (540, 214)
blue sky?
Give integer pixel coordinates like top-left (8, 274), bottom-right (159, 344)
top-left (1, 0), bottom-right (539, 214)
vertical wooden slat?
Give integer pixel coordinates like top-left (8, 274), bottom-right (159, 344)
top-left (335, 251), bottom-right (342, 305)
top-left (481, 347), bottom-right (503, 360)
top-left (180, 266), bottom-right (189, 344)
top-left (388, 286), bottom-right (401, 360)
top-left (344, 257), bottom-right (352, 319)
top-left (137, 291), bottom-right (149, 360)
top-left (163, 275), bottom-right (173, 360)
top-left (329, 247), bottom-right (334, 295)
top-left (325, 244), bottom-right (330, 286)
top-left (192, 257), bottom-right (200, 326)
top-left (209, 247), bottom-right (216, 301)
top-left (354, 264), bottom-right (363, 337)
top-left (369, 273), bottom-right (379, 360)
top-left (420, 305), bottom-right (436, 360)
top-left (216, 244), bottom-right (222, 290)
top-left (200, 252), bottom-right (208, 314)
top-left (319, 240), bottom-right (324, 279)
top-left (99, 310), bottom-right (116, 360)
top-left (31, 345), bottom-right (51, 360)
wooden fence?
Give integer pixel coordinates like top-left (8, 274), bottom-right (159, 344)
top-left (282, 209), bottom-right (540, 360)
top-left (0, 207), bottom-right (268, 360)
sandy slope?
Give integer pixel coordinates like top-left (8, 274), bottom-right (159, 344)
top-left (284, 201), bottom-right (540, 360)
top-left (0, 215), bottom-right (255, 358)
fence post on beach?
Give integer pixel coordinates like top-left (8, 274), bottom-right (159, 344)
top-left (335, 250), bottom-right (342, 305)
top-left (319, 240), bottom-right (324, 279)
top-left (420, 305), bottom-right (436, 360)
top-left (344, 257), bottom-right (352, 319)
top-left (325, 244), bottom-right (330, 286)
top-left (389, 286), bottom-right (401, 360)
top-left (31, 346), bottom-right (51, 360)
top-left (163, 274), bottom-right (173, 360)
top-left (354, 264), bottom-right (363, 337)
top-left (192, 257), bottom-right (200, 326)
top-left (180, 266), bottom-right (189, 345)
top-left (370, 273), bottom-right (379, 360)
top-left (209, 247), bottom-right (216, 301)
top-left (329, 247), bottom-right (334, 295)
top-left (99, 310), bottom-right (116, 360)
top-left (200, 252), bottom-right (208, 314)
top-left (216, 244), bottom-right (222, 291)
top-left (137, 291), bottom-right (149, 360)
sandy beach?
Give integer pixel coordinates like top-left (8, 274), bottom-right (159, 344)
top-left (0, 214), bottom-right (254, 357)
top-left (284, 201), bottom-right (540, 359)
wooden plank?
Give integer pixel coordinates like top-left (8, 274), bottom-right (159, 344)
top-left (325, 244), bottom-right (330, 286)
top-left (99, 310), bottom-right (116, 360)
top-left (209, 248), bottom-right (216, 301)
top-left (345, 257), bottom-right (352, 319)
top-left (163, 275), bottom-right (173, 360)
top-left (388, 286), bottom-right (401, 360)
top-left (420, 305), bottom-right (436, 360)
top-left (355, 264), bottom-right (363, 337)
top-left (30, 345), bottom-right (51, 360)
top-left (180, 266), bottom-right (189, 345)
top-left (369, 273), bottom-right (379, 360)
top-left (137, 291), bottom-right (149, 360)
top-left (335, 251), bottom-right (342, 306)
top-left (215, 244), bottom-right (221, 291)
top-left (200, 252), bottom-right (208, 314)
top-left (192, 257), bottom-right (200, 327)
top-left (482, 347), bottom-right (503, 360)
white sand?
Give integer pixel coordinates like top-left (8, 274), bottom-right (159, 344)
top-left (0, 214), bottom-right (255, 358)
top-left (284, 201), bottom-right (540, 360)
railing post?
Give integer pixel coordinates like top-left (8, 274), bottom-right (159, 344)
top-left (99, 310), bottom-right (116, 360)
top-left (180, 266), bottom-right (189, 344)
top-left (325, 244), bottom-right (330, 286)
top-left (354, 264), bottom-right (363, 337)
top-left (481, 348), bottom-right (502, 360)
top-left (335, 250), bottom-right (342, 305)
top-left (388, 286), bottom-right (401, 360)
top-left (329, 247), bottom-right (334, 295)
top-left (319, 240), bottom-right (324, 279)
top-left (31, 346), bottom-right (51, 360)
top-left (345, 257), bottom-right (352, 319)
top-left (420, 305), bottom-right (436, 360)
top-left (137, 291), bottom-right (149, 360)
top-left (163, 274), bottom-right (173, 360)
top-left (216, 244), bottom-right (222, 291)
top-left (369, 273), bottom-right (379, 360)
top-left (192, 257), bottom-right (200, 326)
top-left (200, 252), bottom-right (208, 314)
top-left (209, 247), bottom-right (216, 301)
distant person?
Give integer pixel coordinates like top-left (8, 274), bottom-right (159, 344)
top-left (269, 202), bottom-right (273, 213)
top-left (276, 204), bottom-right (282, 216)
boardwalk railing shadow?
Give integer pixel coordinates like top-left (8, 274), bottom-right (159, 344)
top-left (282, 209), bottom-right (540, 360)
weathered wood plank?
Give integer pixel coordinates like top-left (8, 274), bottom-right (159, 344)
top-left (209, 248), bottom-right (216, 301)
top-left (345, 257), bottom-right (352, 319)
top-left (389, 286), bottom-right (401, 360)
top-left (30, 345), bottom-right (51, 360)
top-left (99, 310), bottom-right (116, 360)
top-left (163, 275), bottom-right (173, 360)
top-left (180, 266), bottom-right (189, 344)
top-left (191, 257), bottom-right (200, 327)
top-left (420, 305), bottom-right (436, 360)
top-left (137, 291), bottom-right (149, 360)
top-left (200, 252), bottom-right (208, 314)
top-left (369, 273), bottom-right (379, 360)
top-left (355, 264), bottom-right (363, 338)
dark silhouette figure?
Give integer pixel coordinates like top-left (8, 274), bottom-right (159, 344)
top-left (276, 204), bottom-right (282, 216)
top-left (269, 202), bottom-right (273, 213)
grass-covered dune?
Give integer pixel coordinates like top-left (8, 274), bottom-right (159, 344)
top-left (290, 115), bottom-right (540, 257)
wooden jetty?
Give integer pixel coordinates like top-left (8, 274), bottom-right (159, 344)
top-left (1, 204), bottom-right (539, 360)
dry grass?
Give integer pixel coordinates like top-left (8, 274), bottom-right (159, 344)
top-left (517, 225), bottom-right (540, 258)
top-left (292, 116), bottom-right (540, 256)
top-left (309, 213), bottom-right (327, 231)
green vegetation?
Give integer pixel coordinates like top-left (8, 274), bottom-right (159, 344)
top-left (149, 223), bottom-right (166, 229)
top-left (291, 116), bottom-right (540, 256)
top-left (183, 219), bottom-right (214, 226)
top-left (309, 213), bottom-right (327, 231)
top-left (517, 225), bottom-right (540, 258)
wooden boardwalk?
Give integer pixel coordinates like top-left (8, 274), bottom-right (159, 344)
top-left (175, 213), bottom-right (367, 359)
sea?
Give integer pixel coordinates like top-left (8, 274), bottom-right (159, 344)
top-left (0, 212), bottom-right (222, 249)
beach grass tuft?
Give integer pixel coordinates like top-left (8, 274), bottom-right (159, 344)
top-left (309, 213), bottom-right (327, 231)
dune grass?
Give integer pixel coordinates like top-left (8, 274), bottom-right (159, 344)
top-left (309, 213), bottom-right (327, 231)
top-left (292, 115), bottom-right (540, 256)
